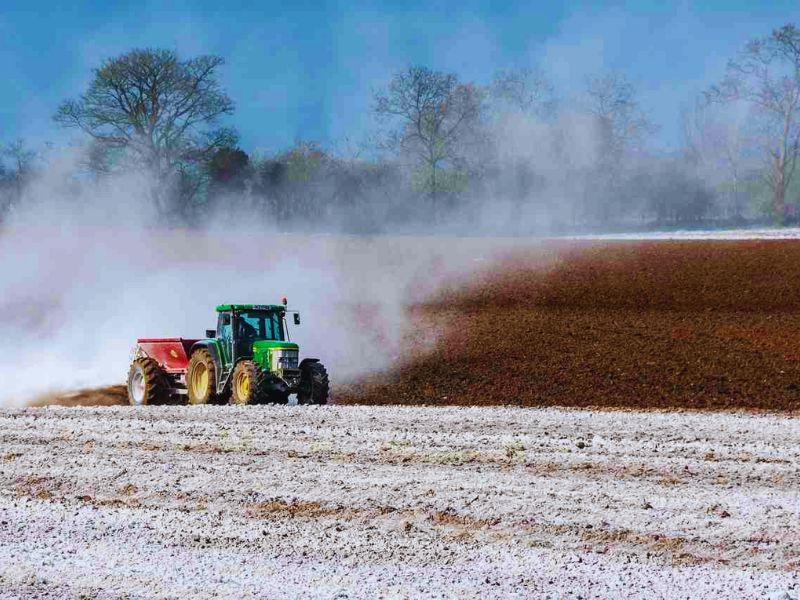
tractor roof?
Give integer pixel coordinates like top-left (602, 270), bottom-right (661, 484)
top-left (215, 304), bottom-right (285, 312)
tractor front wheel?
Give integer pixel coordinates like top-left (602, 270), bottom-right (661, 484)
top-left (187, 349), bottom-right (218, 405)
top-left (127, 357), bottom-right (169, 406)
top-left (297, 361), bottom-right (329, 405)
top-left (230, 360), bottom-right (270, 405)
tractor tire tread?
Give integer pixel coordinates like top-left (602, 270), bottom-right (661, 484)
top-left (187, 348), bottom-right (218, 405)
top-left (128, 357), bottom-right (170, 405)
top-left (231, 360), bottom-right (275, 405)
top-left (298, 361), bottom-right (329, 405)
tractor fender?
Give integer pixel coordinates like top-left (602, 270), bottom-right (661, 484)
top-left (299, 358), bottom-right (320, 369)
top-left (189, 340), bottom-right (224, 389)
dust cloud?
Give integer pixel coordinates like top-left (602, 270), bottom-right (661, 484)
top-left (0, 149), bottom-right (531, 406)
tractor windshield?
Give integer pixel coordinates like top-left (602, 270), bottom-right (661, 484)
top-left (237, 311), bottom-right (284, 341)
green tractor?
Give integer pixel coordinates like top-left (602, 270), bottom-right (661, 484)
top-left (127, 301), bottom-right (329, 406)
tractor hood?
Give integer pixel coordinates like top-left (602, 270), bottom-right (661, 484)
top-left (251, 340), bottom-right (299, 352)
top-left (251, 340), bottom-right (300, 373)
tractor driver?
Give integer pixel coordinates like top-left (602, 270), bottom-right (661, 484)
top-left (237, 316), bottom-right (258, 340)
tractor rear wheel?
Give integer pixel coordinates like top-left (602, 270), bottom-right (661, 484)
top-left (297, 361), bottom-right (329, 405)
top-left (187, 348), bottom-right (218, 405)
top-left (127, 357), bottom-right (169, 406)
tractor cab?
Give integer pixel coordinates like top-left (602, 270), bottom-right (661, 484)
top-left (214, 304), bottom-right (287, 361)
top-left (210, 304), bottom-right (300, 378)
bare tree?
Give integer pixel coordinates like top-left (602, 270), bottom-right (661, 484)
top-left (707, 24), bottom-right (800, 222)
top-left (54, 48), bottom-right (235, 217)
top-left (374, 66), bottom-right (485, 213)
top-left (581, 72), bottom-right (654, 223)
top-left (491, 68), bottom-right (557, 117)
top-left (584, 72), bottom-right (653, 156)
top-left (0, 139), bottom-right (37, 217)
top-left (483, 69), bottom-right (556, 232)
top-left (682, 99), bottom-right (755, 220)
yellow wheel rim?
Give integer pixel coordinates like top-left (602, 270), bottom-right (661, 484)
top-left (192, 363), bottom-right (209, 400)
top-left (236, 371), bottom-right (251, 402)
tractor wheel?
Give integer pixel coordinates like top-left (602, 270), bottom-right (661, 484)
top-left (297, 361), bottom-right (329, 405)
top-left (187, 348), bottom-right (218, 405)
top-left (230, 360), bottom-right (269, 405)
top-left (127, 357), bottom-right (169, 406)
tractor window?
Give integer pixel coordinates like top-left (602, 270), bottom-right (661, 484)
top-left (218, 312), bottom-right (232, 342)
top-left (238, 311), bottom-right (284, 341)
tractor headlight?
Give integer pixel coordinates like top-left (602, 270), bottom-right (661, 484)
top-left (272, 349), bottom-right (299, 371)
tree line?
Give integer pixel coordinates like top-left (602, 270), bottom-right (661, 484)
top-left (2, 24), bottom-right (800, 232)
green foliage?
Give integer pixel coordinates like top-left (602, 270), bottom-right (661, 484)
top-left (740, 177), bottom-right (774, 217)
top-left (208, 147), bottom-right (250, 184)
top-left (278, 142), bottom-right (327, 183)
top-left (411, 165), bottom-right (469, 194)
top-left (722, 172), bottom-right (800, 221)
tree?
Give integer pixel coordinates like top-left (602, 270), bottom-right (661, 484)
top-left (682, 99), bottom-right (756, 221)
top-left (208, 146), bottom-right (251, 195)
top-left (374, 66), bottom-right (485, 214)
top-left (706, 24), bottom-right (800, 222)
top-left (491, 68), bottom-right (556, 117)
top-left (254, 141), bottom-right (330, 223)
top-left (484, 69), bottom-right (556, 232)
top-left (640, 158), bottom-right (715, 225)
top-left (582, 72), bottom-right (654, 223)
top-left (584, 72), bottom-right (653, 156)
top-left (0, 161), bottom-right (8, 220)
top-left (0, 139), bottom-right (37, 217)
top-left (54, 48), bottom-right (235, 217)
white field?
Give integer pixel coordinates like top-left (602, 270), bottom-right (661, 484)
top-left (0, 405), bottom-right (798, 599)
top-left (565, 227), bottom-right (800, 240)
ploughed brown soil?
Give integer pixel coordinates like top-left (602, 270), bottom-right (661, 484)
top-left (338, 240), bottom-right (800, 411)
top-left (39, 240), bottom-right (800, 411)
top-left (27, 386), bottom-right (128, 408)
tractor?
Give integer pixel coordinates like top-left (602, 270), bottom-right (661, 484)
top-left (126, 300), bottom-right (329, 406)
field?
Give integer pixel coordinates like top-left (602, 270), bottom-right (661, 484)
top-left (4, 236), bottom-right (800, 598)
top-left (41, 238), bottom-right (800, 412)
top-left (342, 240), bottom-right (800, 411)
top-left (1, 405), bottom-right (798, 599)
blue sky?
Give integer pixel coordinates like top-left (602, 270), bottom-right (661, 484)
top-left (0, 0), bottom-right (798, 154)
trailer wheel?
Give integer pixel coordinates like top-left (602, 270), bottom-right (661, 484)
top-left (127, 357), bottom-right (169, 406)
top-left (187, 348), bottom-right (218, 405)
top-left (297, 361), bottom-right (329, 405)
